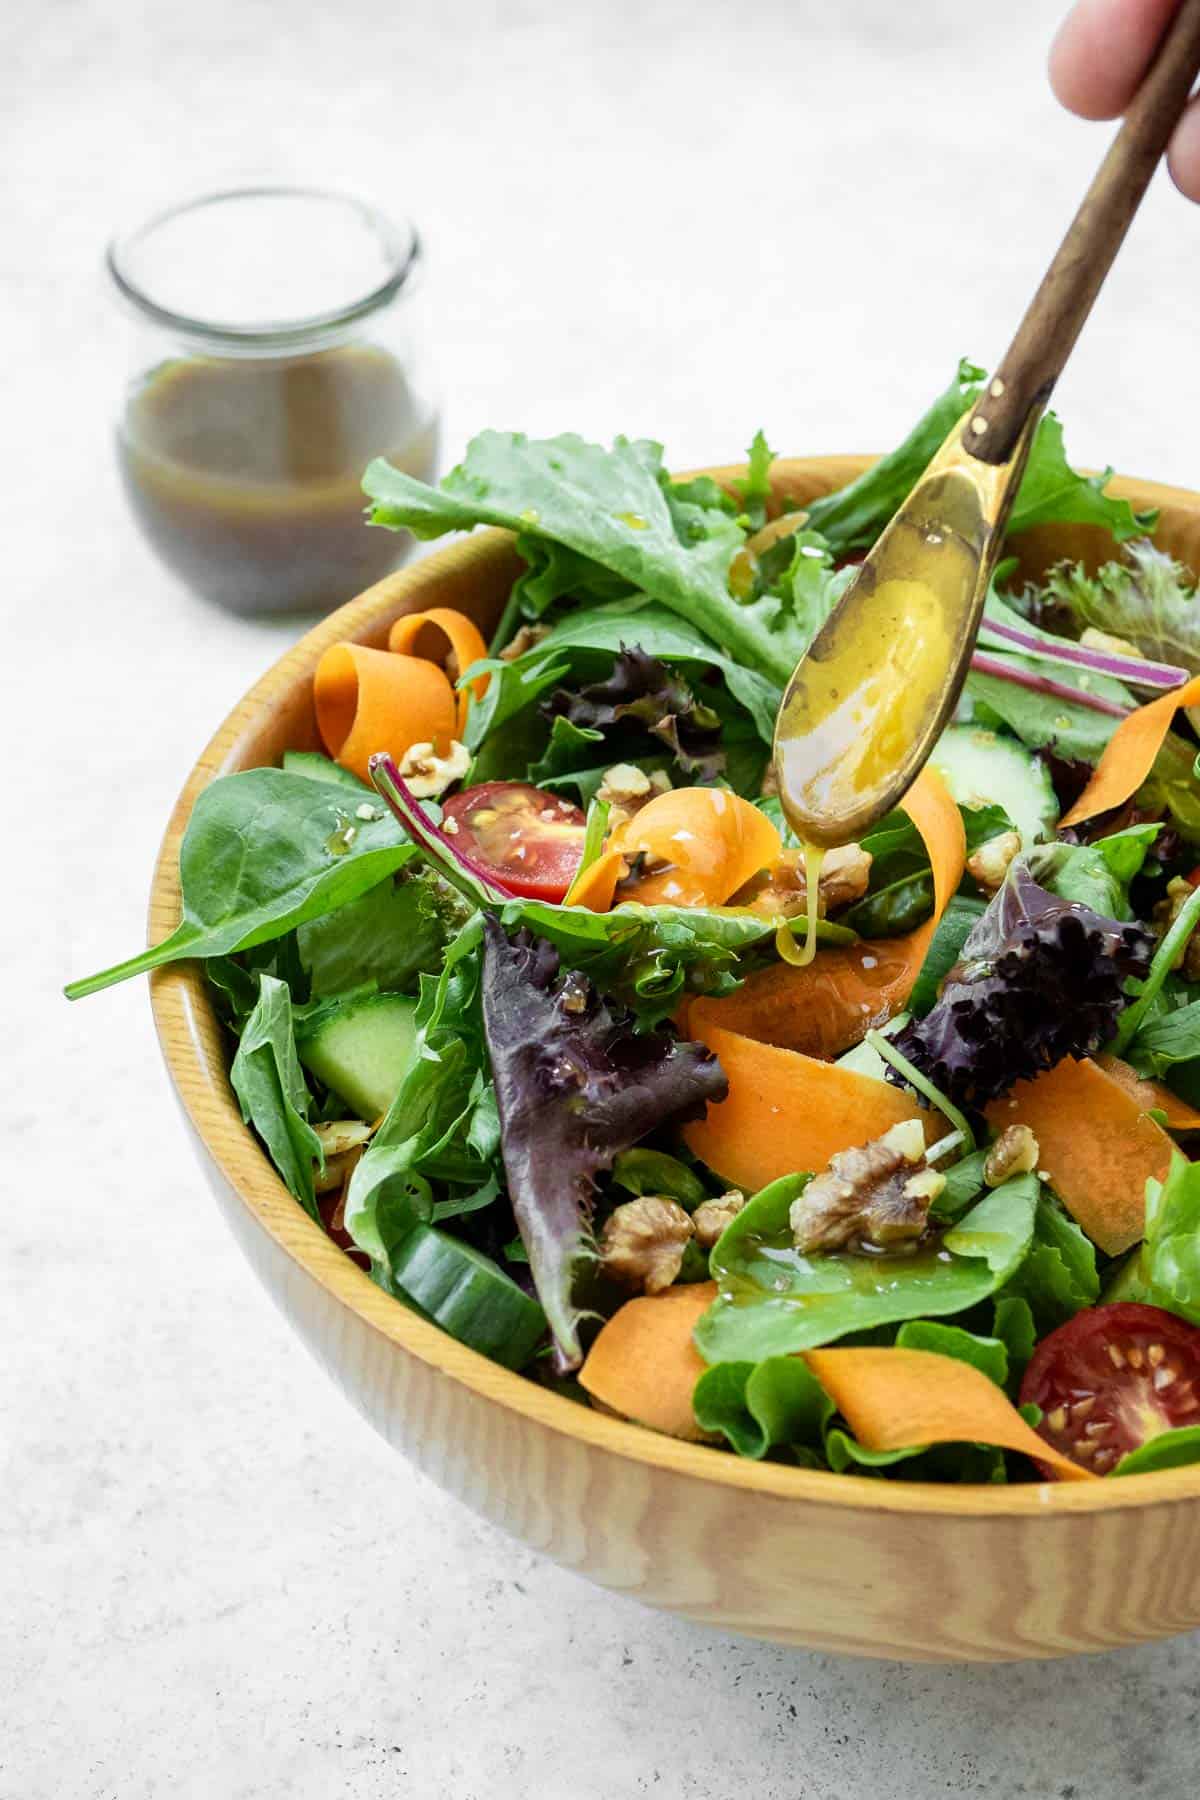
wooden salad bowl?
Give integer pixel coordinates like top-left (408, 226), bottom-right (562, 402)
top-left (150, 456), bottom-right (1200, 1662)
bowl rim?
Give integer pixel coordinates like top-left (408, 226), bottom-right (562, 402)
top-left (148, 452), bottom-right (1200, 1519)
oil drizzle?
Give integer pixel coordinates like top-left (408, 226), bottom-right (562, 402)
top-left (774, 842), bottom-right (825, 967)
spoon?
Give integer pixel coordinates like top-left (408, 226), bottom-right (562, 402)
top-left (773, 0), bottom-right (1200, 851)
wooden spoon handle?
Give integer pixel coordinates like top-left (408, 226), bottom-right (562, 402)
top-left (967, 0), bottom-right (1200, 464)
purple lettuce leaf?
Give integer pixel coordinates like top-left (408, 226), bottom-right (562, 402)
top-left (543, 644), bottom-right (725, 782)
top-left (888, 863), bottom-right (1153, 1109)
top-left (480, 917), bottom-right (727, 1369)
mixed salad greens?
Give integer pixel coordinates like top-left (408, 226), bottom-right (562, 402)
top-left (69, 359), bottom-right (1200, 1484)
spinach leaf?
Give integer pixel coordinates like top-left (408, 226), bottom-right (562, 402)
top-left (895, 1320), bottom-right (1008, 1387)
top-left (229, 974), bottom-right (323, 1221)
top-left (694, 1171), bottom-right (1038, 1363)
top-left (344, 920), bottom-right (497, 1276)
top-left (67, 769), bottom-right (416, 998)
top-left (845, 802), bottom-right (1011, 939)
top-left (908, 895), bottom-right (987, 1017)
top-left (965, 655), bottom-right (1134, 763)
top-left (296, 867), bottom-right (467, 999)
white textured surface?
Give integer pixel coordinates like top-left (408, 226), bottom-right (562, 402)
top-left (7, 1), bottom-right (1200, 1794)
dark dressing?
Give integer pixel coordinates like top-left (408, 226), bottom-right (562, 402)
top-left (117, 344), bottom-right (436, 614)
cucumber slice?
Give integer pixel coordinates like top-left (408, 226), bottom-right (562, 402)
top-left (282, 750), bottom-right (368, 791)
top-left (931, 726), bottom-right (1058, 846)
top-left (388, 1223), bottom-right (546, 1368)
top-left (297, 993), bottom-right (419, 1120)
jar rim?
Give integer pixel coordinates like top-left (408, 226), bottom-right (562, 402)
top-left (106, 185), bottom-right (420, 350)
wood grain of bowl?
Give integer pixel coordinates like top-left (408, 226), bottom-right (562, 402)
top-left (149, 456), bottom-right (1200, 1662)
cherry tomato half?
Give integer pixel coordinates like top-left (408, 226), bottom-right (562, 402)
top-left (1019, 1303), bottom-right (1200, 1477)
top-left (441, 781), bottom-right (586, 901)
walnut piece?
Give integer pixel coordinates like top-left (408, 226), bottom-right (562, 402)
top-left (313, 1119), bottom-right (375, 1194)
top-left (735, 842), bottom-right (873, 919)
top-left (983, 1123), bottom-right (1039, 1187)
top-left (498, 621), bottom-right (552, 662)
top-left (599, 1196), bottom-right (695, 1293)
top-left (692, 1190), bottom-right (746, 1248)
top-left (788, 1119), bottom-right (944, 1255)
top-left (396, 737), bottom-right (471, 799)
top-left (965, 830), bottom-right (1023, 895)
top-left (595, 763), bottom-right (671, 833)
top-left (1154, 877), bottom-right (1200, 980)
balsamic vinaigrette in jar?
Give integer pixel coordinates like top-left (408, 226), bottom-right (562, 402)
top-left (108, 186), bottom-right (439, 616)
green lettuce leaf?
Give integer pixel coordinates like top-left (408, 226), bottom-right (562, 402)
top-left (802, 359), bottom-right (1151, 553)
top-left (230, 974), bottom-right (323, 1221)
top-left (1027, 824), bottom-right (1160, 923)
top-left (694, 1170), bottom-right (1038, 1363)
top-left (1042, 539), bottom-right (1199, 672)
top-left (365, 432), bottom-right (809, 685)
top-left (1106, 1152), bottom-right (1200, 1325)
top-left (692, 1355), bottom-right (834, 1459)
top-left (1126, 997), bottom-right (1200, 1079)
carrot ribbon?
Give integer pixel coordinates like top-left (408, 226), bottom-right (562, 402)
top-left (1060, 673), bottom-right (1200, 828)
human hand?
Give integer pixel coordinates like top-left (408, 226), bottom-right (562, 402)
top-left (1050, 0), bottom-right (1200, 199)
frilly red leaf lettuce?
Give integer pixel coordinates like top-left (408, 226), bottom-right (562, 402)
top-left (543, 644), bottom-right (725, 782)
top-left (480, 917), bottom-right (727, 1369)
top-left (889, 863), bottom-right (1152, 1108)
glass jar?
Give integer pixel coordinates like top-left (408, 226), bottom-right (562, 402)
top-left (108, 186), bottom-right (439, 616)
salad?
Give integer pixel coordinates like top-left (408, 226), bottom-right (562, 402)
top-left (69, 359), bottom-right (1200, 1485)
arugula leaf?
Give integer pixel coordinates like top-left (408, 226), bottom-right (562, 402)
top-left (803, 360), bottom-right (986, 553)
top-left (1006, 413), bottom-right (1157, 541)
top-left (481, 920), bottom-right (727, 1369)
top-left (230, 975), bottom-right (323, 1221)
top-left (731, 429), bottom-right (776, 530)
top-left (468, 596), bottom-right (783, 757)
top-left (66, 769), bottom-right (416, 999)
top-left (1040, 539), bottom-right (1200, 673)
top-left (694, 1171), bottom-right (1038, 1363)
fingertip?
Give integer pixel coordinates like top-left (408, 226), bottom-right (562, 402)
top-left (1168, 96), bottom-right (1200, 202)
top-left (1049, 0), bottom-right (1183, 122)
